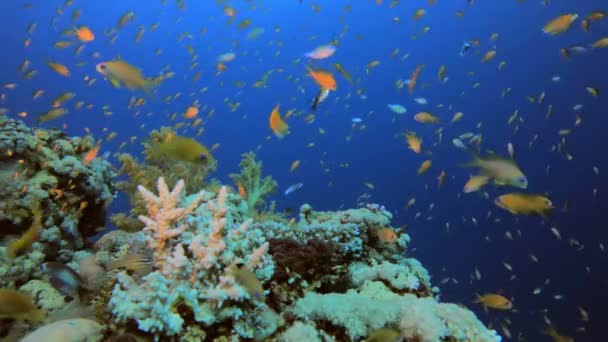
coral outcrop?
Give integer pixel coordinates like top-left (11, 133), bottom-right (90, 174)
top-left (0, 116), bottom-right (115, 288)
top-left (100, 177), bottom-right (500, 341)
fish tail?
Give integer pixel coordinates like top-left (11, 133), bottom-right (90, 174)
top-left (472, 292), bottom-right (482, 304)
top-left (539, 209), bottom-right (552, 223)
top-left (30, 308), bottom-right (47, 322)
top-left (142, 77), bottom-right (162, 97)
top-left (460, 150), bottom-right (481, 168)
top-left (143, 80), bottom-right (157, 97)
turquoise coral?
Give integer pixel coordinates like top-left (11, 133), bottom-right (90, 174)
top-left (0, 116), bottom-right (115, 288)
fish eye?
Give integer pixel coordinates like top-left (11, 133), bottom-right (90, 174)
top-left (199, 154), bottom-right (207, 160)
top-left (99, 64), bottom-right (106, 70)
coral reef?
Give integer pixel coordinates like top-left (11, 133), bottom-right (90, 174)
top-left (0, 116), bottom-right (115, 288)
top-left (229, 151), bottom-right (278, 217)
top-left (111, 126), bottom-right (216, 232)
top-left (0, 114), bottom-right (500, 342)
top-left (97, 177), bottom-right (499, 341)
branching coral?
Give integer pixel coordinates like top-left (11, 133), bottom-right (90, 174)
top-left (229, 151), bottom-right (277, 216)
top-left (109, 177), bottom-right (275, 338)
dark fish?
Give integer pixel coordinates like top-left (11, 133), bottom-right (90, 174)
top-left (40, 262), bottom-right (83, 297)
top-left (231, 264), bottom-right (264, 301)
top-left (460, 41), bottom-right (472, 56)
top-left (311, 88), bottom-right (330, 110)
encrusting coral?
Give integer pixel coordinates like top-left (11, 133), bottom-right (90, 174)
top-left (0, 116), bottom-right (115, 288)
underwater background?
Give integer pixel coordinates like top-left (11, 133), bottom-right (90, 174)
top-left (0, 0), bottom-right (607, 341)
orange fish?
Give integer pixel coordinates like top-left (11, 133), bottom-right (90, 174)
top-left (224, 7), bottom-right (236, 17)
top-left (307, 67), bottom-right (337, 90)
top-left (217, 63), bottom-right (227, 72)
top-left (83, 144), bottom-right (100, 165)
top-left (404, 131), bottom-right (421, 153)
top-left (409, 64), bottom-right (424, 94)
top-left (237, 182), bottom-right (247, 199)
top-left (375, 227), bottom-right (398, 243)
top-left (75, 26), bottom-right (94, 42)
top-left (418, 160), bottom-right (432, 175)
top-left (184, 106), bottom-right (199, 118)
top-left (269, 105), bottom-right (289, 138)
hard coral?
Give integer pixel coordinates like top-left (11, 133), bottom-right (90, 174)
top-left (0, 116), bottom-right (115, 287)
top-left (109, 177), bottom-right (275, 339)
top-left (229, 151), bottom-right (277, 216)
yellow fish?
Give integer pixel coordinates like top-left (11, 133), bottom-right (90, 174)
top-left (47, 61), bottom-right (70, 77)
top-left (290, 160), bottom-right (300, 173)
top-left (333, 63), bottom-right (352, 83)
top-left (147, 134), bottom-right (213, 164)
top-left (592, 36), bottom-right (608, 48)
top-left (96, 60), bottom-right (159, 96)
top-left (481, 49), bottom-right (496, 63)
top-left (464, 153), bottom-right (528, 189)
top-left (463, 175), bottom-right (490, 193)
top-left (0, 288), bottom-right (46, 321)
top-left (475, 293), bottom-right (513, 310)
top-left (494, 193), bottom-right (553, 218)
top-left (414, 112), bottom-right (440, 124)
top-left (37, 108), bottom-right (69, 123)
top-left (544, 327), bottom-right (574, 342)
top-left (542, 13), bottom-right (579, 35)
top-left (418, 160), bottom-right (432, 175)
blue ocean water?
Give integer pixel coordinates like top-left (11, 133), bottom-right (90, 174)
top-left (0, 0), bottom-right (606, 340)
